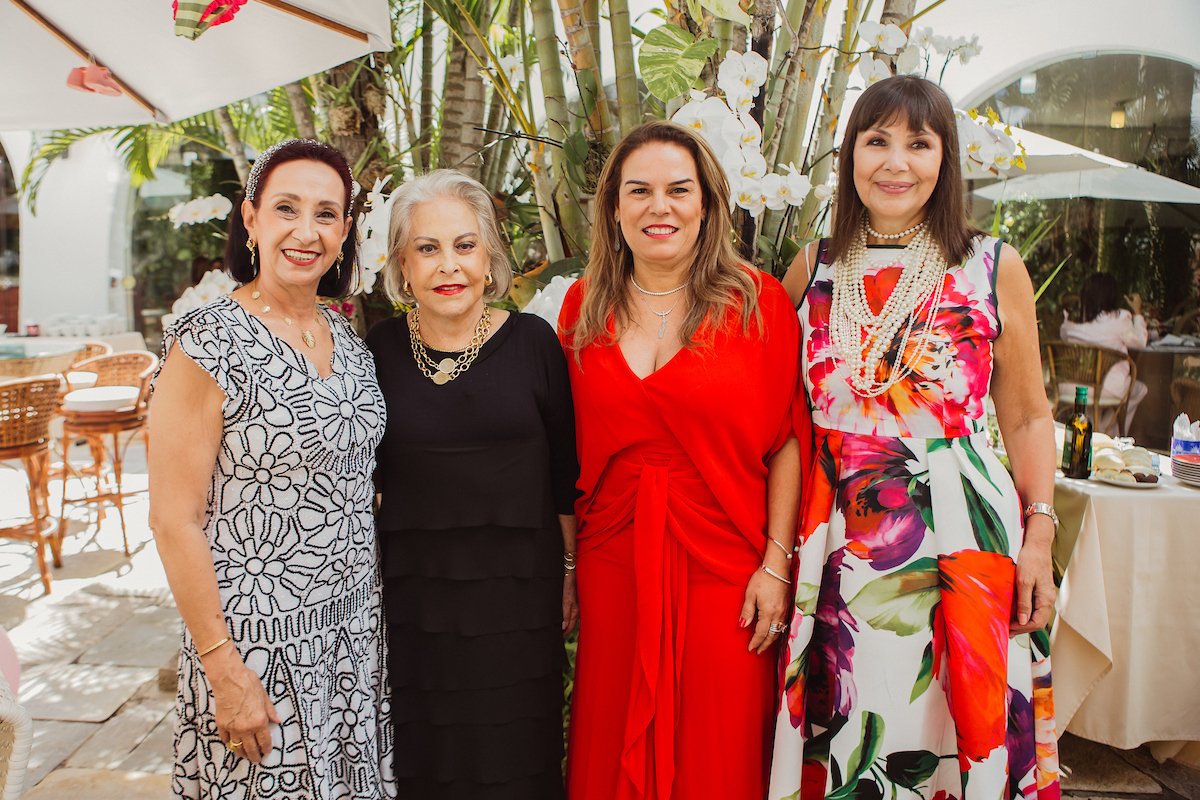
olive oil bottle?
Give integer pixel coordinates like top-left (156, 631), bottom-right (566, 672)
top-left (1061, 386), bottom-right (1093, 479)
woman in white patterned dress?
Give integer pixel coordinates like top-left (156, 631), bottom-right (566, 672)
top-left (149, 139), bottom-right (395, 799)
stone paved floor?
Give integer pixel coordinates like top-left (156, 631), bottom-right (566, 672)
top-left (1, 440), bottom-right (1197, 798)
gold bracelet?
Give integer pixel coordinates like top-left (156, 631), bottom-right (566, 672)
top-left (563, 551), bottom-right (577, 573)
top-left (196, 636), bottom-right (231, 658)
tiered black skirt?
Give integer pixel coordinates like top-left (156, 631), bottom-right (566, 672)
top-left (382, 522), bottom-right (566, 799)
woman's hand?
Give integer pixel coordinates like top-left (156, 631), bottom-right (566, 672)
top-left (740, 568), bottom-right (789, 654)
top-left (562, 572), bottom-right (579, 635)
top-left (205, 647), bottom-right (281, 764)
top-left (1011, 522), bottom-right (1056, 635)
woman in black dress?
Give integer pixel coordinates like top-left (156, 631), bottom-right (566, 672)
top-left (366, 169), bottom-right (578, 799)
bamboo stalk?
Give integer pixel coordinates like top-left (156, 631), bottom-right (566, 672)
top-left (283, 81), bottom-right (316, 139)
top-left (419, 2), bottom-right (435, 170)
top-left (215, 106), bottom-right (250, 183)
top-left (609, 0), bottom-right (641, 136)
top-left (530, 0), bottom-right (577, 258)
top-left (555, 0), bottom-right (618, 146)
top-left (766, 0), bottom-right (829, 169)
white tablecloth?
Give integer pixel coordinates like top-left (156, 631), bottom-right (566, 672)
top-left (1051, 469), bottom-right (1200, 765)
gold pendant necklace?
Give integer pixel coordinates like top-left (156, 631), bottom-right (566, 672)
top-left (408, 307), bottom-right (491, 385)
top-left (251, 282), bottom-right (322, 348)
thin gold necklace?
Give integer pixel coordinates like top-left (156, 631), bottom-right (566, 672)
top-left (408, 307), bottom-right (491, 385)
top-left (250, 281), bottom-right (324, 348)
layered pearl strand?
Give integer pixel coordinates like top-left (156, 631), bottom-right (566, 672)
top-left (829, 218), bottom-right (949, 397)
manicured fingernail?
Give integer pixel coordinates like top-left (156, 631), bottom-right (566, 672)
top-left (738, 618), bottom-right (748, 628)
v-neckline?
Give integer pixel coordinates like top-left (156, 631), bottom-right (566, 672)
top-left (615, 340), bottom-right (686, 382)
top-left (224, 295), bottom-right (338, 381)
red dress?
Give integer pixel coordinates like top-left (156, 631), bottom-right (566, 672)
top-left (559, 273), bottom-right (807, 800)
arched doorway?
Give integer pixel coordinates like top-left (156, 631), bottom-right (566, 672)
top-left (0, 142), bottom-right (17, 331)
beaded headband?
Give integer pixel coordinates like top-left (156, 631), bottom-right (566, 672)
top-left (243, 138), bottom-right (358, 211)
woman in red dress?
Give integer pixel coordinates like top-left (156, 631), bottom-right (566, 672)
top-left (559, 120), bottom-right (809, 800)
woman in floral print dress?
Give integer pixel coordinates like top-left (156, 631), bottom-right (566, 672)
top-left (770, 77), bottom-right (1061, 800)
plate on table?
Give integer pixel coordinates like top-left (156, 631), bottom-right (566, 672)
top-left (1093, 474), bottom-right (1162, 490)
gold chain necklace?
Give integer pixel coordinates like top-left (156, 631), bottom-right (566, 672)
top-left (251, 282), bottom-right (324, 348)
top-left (408, 307), bottom-right (491, 385)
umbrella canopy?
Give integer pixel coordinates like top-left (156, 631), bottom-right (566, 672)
top-left (962, 125), bottom-right (1128, 180)
top-left (973, 166), bottom-right (1200, 204)
top-left (0, 0), bottom-right (392, 130)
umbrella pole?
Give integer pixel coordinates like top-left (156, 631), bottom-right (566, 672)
top-left (253, 0), bottom-right (370, 43)
top-left (10, 0), bottom-right (164, 121)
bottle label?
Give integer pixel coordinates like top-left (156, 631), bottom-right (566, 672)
top-left (1061, 436), bottom-right (1072, 472)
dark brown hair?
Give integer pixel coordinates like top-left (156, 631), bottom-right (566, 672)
top-left (828, 76), bottom-right (981, 266)
top-left (569, 119), bottom-right (760, 352)
top-left (1079, 272), bottom-right (1121, 322)
top-left (224, 139), bottom-right (358, 297)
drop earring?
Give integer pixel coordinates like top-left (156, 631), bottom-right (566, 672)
top-left (335, 251), bottom-right (344, 279)
top-left (246, 238), bottom-right (256, 269)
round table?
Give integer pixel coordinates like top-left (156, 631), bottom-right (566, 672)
top-left (0, 340), bottom-right (83, 378)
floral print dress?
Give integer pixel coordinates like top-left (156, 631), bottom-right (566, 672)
top-left (160, 295), bottom-right (394, 800)
top-left (770, 238), bottom-right (1061, 800)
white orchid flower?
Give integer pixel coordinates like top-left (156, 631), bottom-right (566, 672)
top-left (859, 21), bottom-right (907, 55)
top-left (717, 50), bottom-right (767, 100)
top-left (858, 58), bottom-right (893, 85)
top-left (359, 239), bottom-right (389, 276)
top-left (733, 178), bottom-right (766, 217)
top-left (497, 53), bottom-right (524, 86)
top-left (721, 113), bottom-right (762, 151)
top-left (523, 275), bottom-right (578, 326)
top-left (957, 35), bottom-right (982, 64)
top-left (358, 264), bottom-right (378, 295)
top-left (782, 164), bottom-right (812, 206)
top-left (761, 174), bottom-right (788, 211)
top-left (365, 176), bottom-right (391, 209)
top-left (727, 87), bottom-right (756, 116)
top-left (737, 148), bottom-right (768, 182)
top-left (812, 183), bottom-right (834, 203)
top-left (895, 45), bottom-right (922, 75)
top-left (672, 95), bottom-right (736, 148)
top-left (930, 34), bottom-right (952, 54)
top-left (909, 27), bottom-right (935, 49)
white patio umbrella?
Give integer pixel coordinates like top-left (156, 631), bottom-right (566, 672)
top-left (973, 165), bottom-right (1200, 204)
top-left (0, 0), bottom-right (392, 131)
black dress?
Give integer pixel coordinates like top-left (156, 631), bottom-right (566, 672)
top-left (366, 311), bottom-right (578, 800)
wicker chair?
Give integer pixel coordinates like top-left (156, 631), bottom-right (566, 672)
top-left (0, 669), bottom-right (32, 800)
top-left (1042, 340), bottom-right (1138, 436)
top-left (0, 377), bottom-right (63, 593)
top-left (69, 341), bottom-right (113, 368)
top-left (1171, 377), bottom-right (1200, 423)
top-left (59, 352), bottom-right (158, 556)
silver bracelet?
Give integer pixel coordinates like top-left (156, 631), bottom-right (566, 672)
top-left (768, 536), bottom-right (794, 560)
top-left (760, 563), bottom-right (792, 584)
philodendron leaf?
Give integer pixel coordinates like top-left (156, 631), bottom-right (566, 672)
top-left (638, 26), bottom-right (719, 102)
top-left (699, 0), bottom-right (751, 26)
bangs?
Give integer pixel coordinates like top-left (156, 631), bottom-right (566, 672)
top-left (859, 83), bottom-right (941, 137)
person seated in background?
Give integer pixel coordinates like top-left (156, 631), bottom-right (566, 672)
top-left (1059, 271), bottom-right (1148, 435)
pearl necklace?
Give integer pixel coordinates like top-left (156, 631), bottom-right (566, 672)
top-left (631, 275), bottom-right (687, 296)
top-left (829, 219), bottom-right (948, 397)
top-left (866, 219), bottom-right (926, 240)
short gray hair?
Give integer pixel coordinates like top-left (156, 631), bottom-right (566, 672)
top-left (383, 169), bottom-right (513, 304)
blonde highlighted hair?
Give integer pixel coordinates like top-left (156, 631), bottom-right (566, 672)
top-left (382, 169), bottom-right (513, 304)
top-left (568, 120), bottom-right (761, 352)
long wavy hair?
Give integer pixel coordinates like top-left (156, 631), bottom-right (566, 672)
top-left (828, 76), bottom-right (981, 267)
top-left (568, 120), bottom-right (761, 353)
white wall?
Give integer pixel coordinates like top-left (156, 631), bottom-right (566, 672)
top-left (0, 132), bottom-right (131, 330)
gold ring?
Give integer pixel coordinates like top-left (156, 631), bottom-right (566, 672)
top-left (229, 740), bottom-right (243, 749)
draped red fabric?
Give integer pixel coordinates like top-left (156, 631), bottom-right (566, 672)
top-left (560, 272), bottom-right (810, 800)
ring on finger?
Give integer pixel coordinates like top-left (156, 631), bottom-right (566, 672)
top-left (229, 740), bottom-right (243, 749)
top-left (768, 622), bottom-right (786, 635)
